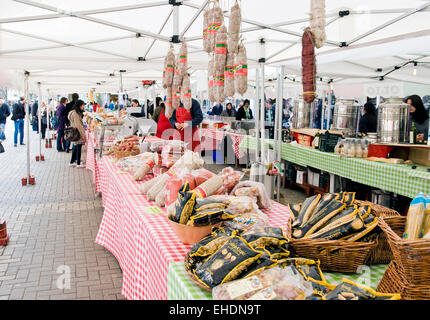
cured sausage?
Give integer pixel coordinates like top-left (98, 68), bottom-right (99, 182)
top-left (302, 28), bottom-right (316, 104)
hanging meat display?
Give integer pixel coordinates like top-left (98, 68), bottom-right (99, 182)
top-left (214, 24), bottom-right (227, 74)
top-left (181, 73), bottom-right (192, 111)
top-left (302, 27), bottom-right (316, 104)
top-left (227, 1), bottom-right (241, 54)
top-left (234, 42), bottom-right (248, 96)
top-left (203, 9), bottom-right (211, 53)
top-left (210, 4), bottom-right (224, 52)
top-left (208, 55), bottom-right (216, 102)
top-left (173, 54), bottom-right (183, 88)
top-left (165, 88), bottom-right (173, 118)
top-left (310, 0), bottom-right (326, 49)
top-left (179, 41), bottom-right (188, 78)
top-left (163, 45), bottom-right (175, 89)
top-left (224, 50), bottom-right (235, 97)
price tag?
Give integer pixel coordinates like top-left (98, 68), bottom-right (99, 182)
top-left (144, 206), bottom-right (164, 214)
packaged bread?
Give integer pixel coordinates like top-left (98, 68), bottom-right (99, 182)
top-left (292, 194), bottom-right (321, 228)
top-left (323, 279), bottom-right (401, 300)
top-left (212, 266), bottom-right (314, 300)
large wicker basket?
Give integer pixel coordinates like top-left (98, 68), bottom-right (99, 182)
top-left (287, 218), bottom-right (377, 273)
top-left (377, 261), bottom-right (430, 300)
top-left (378, 216), bottom-right (430, 286)
top-left (354, 200), bottom-right (400, 265)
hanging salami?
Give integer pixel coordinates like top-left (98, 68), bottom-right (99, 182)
top-left (163, 45), bottom-right (175, 89)
top-left (302, 27), bottom-right (316, 104)
top-left (234, 43), bottom-right (248, 96)
top-left (173, 54), bottom-right (183, 87)
top-left (214, 73), bottom-right (225, 104)
top-left (203, 9), bottom-right (211, 53)
top-left (208, 55), bottom-right (215, 102)
top-left (214, 24), bottom-right (227, 75)
top-left (179, 41), bottom-right (188, 78)
top-left (310, 0), bottom-right (326, 49)
top-left (227, 1), bottom-right (241, 54)
top-left (224, 51), bottom-right (235, 97)
top-left (210, 4), bottom-right (224, 52)
top-left (181, 73), bottom-right (192, 111)
top-left (165, 87), bottom-right (173, 118)
top-left (172, 84), bottom-right (181, 110)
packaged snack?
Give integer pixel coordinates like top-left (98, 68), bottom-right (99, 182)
top-left (323, 279), bottom-right (401, 300)
top-left (164, 171), bottom-right (196, 207)
top-left (313, 193), bottom-right (340, 214)
top-left (342, 192), bottom-right (356, 206)
top-left (195, 198), bottom-right (228, 212)
top-left (222, 210), bottom-right (269, 232)
top-left (212, 266), bottom-right (314, 300)
top-left (292, 194), bottom-right (321, 228)
top-left (358, 205), bottom-right (371, 220)
top-left (241, 227), bottom-right (288, 249)
top-left (188, 209), bottom-right (236, 227)
top-left (193, 168), bottom-right (216, 186)
top-left (320, 205), bottom-right (358, 228)
top-left (240, 251), bottom-right (277, 278)
top-left (308, 212), bottom-right (364, 240)
top-left (287, 203), bottom-right (301, 221)
top-left (172, 182), bottom-right (197, 225)
top-left (194, 236), bottom-right (263, 288)
top-left (226, 196), bottom-right (259, 215)
top-left (263, 245), bottom-right (290, 260)
top-left (190, 227), bottom-right (236, 259)
top-left (217, 167), bottom-right (244, 194)
top-left (231, 181), bottom-right (272, 209)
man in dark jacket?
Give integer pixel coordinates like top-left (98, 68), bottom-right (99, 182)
top-left (31, 100), bottom-right (39, 132)
top-left (0, 98), bottom-right (10, 141)
top-left (64, 93), bottom-right (79, 152)
top-left (12, 97), bottom-right (26, 147)
top-left (56, 97), bottom-right (68, 152)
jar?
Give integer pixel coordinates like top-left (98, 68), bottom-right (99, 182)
top-left (341, 139), bottom-right (349, 156)
top-left (347, 139), bottom-right (356, 157)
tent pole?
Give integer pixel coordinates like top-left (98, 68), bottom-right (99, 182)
top-left (142, 8), bottom-right (173, 60)
top-left (254, 69), bottom-right (260, 164)
top-left (347, 1), bottom-right (430, 45)
top-left (24, 72), bottom-right (31, 181)
top-left (37, 82), bottom-right (42, 159)
top-left (180, 0), bottom-right (209, 39)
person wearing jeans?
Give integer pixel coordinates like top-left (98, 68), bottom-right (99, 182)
top-left (0, 98), bottom-right (10, 141)
top-left (67, 99), bottom-right (86, 167)
top-left (56, 97), bottom-right (68, 152)
top-left (12, 97), bottom-right (26, 147)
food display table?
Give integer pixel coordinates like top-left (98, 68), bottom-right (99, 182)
top-left (200, 128), bottom-right (247, 159)
top-left (85, 130), bottom-right (102, 192)
top-left (240, 136), bottom-right (430, 199)
top-left (167, 261), bottom-right (388, 300)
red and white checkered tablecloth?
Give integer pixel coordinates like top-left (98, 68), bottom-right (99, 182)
top-left (227, 132), bottom-right (247, 159)
top-left (94, 148), bottom-right (292, 300)
top-left (200, 128), bottom-right (247, 158)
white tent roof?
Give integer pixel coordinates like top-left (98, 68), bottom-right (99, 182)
top-left (1, 0), bottom-right (430, 95)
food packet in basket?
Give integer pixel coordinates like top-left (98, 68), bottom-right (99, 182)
top-left (231, 181), bottom-right (272, 209)
top-left (212, 266), bottom-right (313, 300)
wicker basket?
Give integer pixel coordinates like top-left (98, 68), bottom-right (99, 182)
top-left (354, 200), bottom-right (400, 265)
top-left (377, 261), bottom-right (430, 300)
top-left (184, 252), bottom-right (212, 293)
top-left (287, 218), bottom-right (377, 273)
top-left (378, 216), bottom-right (430, 286)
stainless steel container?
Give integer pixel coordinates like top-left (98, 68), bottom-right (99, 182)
top-left (333, 99), bottom-right (360, 137)
top-left (292, 97), bottom-right (310, 128)
top-left (377, 98), bottom-right (410, 143)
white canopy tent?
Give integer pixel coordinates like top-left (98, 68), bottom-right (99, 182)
top-left (0, 0), bottom-right (430, 97)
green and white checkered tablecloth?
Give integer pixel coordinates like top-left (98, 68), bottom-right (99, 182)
top-left (167, 261), bottom-right (388, 300)
top-left (239, 136), bottom-right (430, 199)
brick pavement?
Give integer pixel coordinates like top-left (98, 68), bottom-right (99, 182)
top-left (0, 120), bottom-right (124, 300)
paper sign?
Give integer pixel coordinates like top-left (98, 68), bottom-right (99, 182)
top-left (144, 206), bottom-right (164, 214)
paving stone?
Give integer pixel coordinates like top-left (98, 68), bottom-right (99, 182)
top-left (0, 125), bottom-right (123, 300)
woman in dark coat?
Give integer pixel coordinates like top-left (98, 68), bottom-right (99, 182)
top-left (359, 102), bottom-right (377, 134)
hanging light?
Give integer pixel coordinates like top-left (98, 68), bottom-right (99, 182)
top-left (413, 62), bottom-right (418, 76)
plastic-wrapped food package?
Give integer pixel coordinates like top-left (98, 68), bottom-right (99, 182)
top-left (231, 181), bottom-right (272, 209)
top-left (222, 210), bottom-right (269, 232)
top-left (152, 165), bottom-right (168, 177)
top-left (192, 168), bottom-right (216, 186)
top-left (161, 141), bottom-right (185, 168)
top-left (117, 152), bottom-right (157, 174)
top-left (133, 153), bottom-right (161, 181)
top-left (225, 196), bottom-right (259, 215)
top-left (164, 170), bottom-right (196, 207)
top-left (212, 266), bottom-right (313, 300)
top-left (216, 167), bottom-right (244, 195)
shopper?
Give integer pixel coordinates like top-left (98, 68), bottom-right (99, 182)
top-left (236, 99), bottom-right (253, 121)
top-left (40, 102), bottom-right (48, 139)
top-left (68, 100), bottom-right (86, 168)
top-left (0, 98), bottom-right (10, 142)
top-left (220, 102), bottom-right (236, 117)
top-left (358, 102), bottom-right (378, 134)
top-left (169, 98), bottom-right (203, 151)
top-left (405, 95), bottom-right (429, 142)
top-left (129, 99), bottom-right (145, 117)
top-left (56, 97), bottom-right (68, 152)
top-left (64, 93), bottom-right (79, 152)
top-left (12, 97), bottom-right (26, 147)
top-left (31, 100), bottom-right (39, 133)
top-left (152, 97), bottom-right (163, 123)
